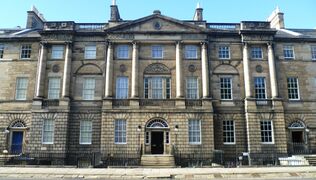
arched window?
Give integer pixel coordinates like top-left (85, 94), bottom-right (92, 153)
top-left (146, 119), bottom-right (169, 128)
top-left (10, 120), bottom-right (26, 128)
top-left (288, 120), bottom-right (305, 129)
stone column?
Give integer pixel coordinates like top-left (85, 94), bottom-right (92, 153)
top-left (35, 42), bottom-right (47, 98)
top-left (62, 42), bottom-right (72, 98)
top-left (131, 42), bottom-right (139, 98)
top-left (201, 42), bottom-right (210, 98)
top-left (268, 43), bottom-right (279, 98)
top-left (105, 43), bottom-right (113, 98)
top-left (243, 43), bottom-right (252, 98)
top-left (176, 41), bottom-right (183, 98)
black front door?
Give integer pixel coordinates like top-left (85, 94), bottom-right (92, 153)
top-left (151, 131), bottom-right (164, 154)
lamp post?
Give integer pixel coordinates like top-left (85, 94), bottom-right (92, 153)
top-left (137, 125), bottom-right (142, 153)
top-left (174, 125), bottom-right (179, 150)
top-left (3, 128), bottom-right (9, 154)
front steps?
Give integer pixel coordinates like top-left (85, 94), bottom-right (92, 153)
top-left (141, 155), bottom-right (175, 167)
top-left (304, 155), bottom-right (316, 166)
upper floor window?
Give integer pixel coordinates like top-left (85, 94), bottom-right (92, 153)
top-left (283, 45), bottom-right (295, 59)
top-left (42, 119), bottom-right (54, 144)
top-left (218, 46), bottom-right (230, 59)
top-left (152, 45), bottom-right (163, 59)
top-left (85, 45), bottom-right (97, 59)
top-left (186, 77), bottom-right (198, 99)
top-left (0, 44), bottom-right (4, 59)
top-left (260, 120), bottom-right (274, 144)
top-left (251, 47), bottom-right (263, 59)
top-left (254, 77), bottom-right (266, 99)
top-left (287, 77), bottom-right (300, 100)
top-left (185, 45), bottom-right (198, 59)
top-left (82, 78), bottom-right (95, 100)
top-left (48, 77), bottom-right (61, 100)
top-left (220, 77), bottom-right (232, 100)
top-left (188, 119), bottom-right (201, 144)
top-left (115, 119), bottom-right (127, 144)
top-left (20, 44), bottom-right (32, 59)
top-left (311, 46), bottom-right (316, 60)
top-left (223, 120), bottom-right (235, 144)
top-left (116, 76), bottom-right (129, 99)
top-left (51, 45), bottom-right (64, 59)
top-left (15, 77), bottom-right (28, 100)
top-left (117, 45), bottom-right (129, 59)
top-left (80, 120), bottom-right (92, 145)
top-left (144, 77), bottom-right (171, 99)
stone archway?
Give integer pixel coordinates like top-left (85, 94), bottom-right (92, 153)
top-left (288, 120), bottom-right (309, 154)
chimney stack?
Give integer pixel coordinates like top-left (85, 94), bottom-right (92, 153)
top-left (267, 6), bottom-right (285, 29)
top-left (110, 0), bottom-right (122, 22)
top-left (193, 3), bottom-right (203, 21)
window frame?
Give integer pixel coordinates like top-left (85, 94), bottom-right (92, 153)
top-left (79, 120), bottom-right (93, 145)
top-left (251, 47), bottom-right (263, 59)
top-left (82, 78), bottom-right (96, 100)
top-left (84, 45), bottom-right (97, 59)
top-left (254, 77), bottom-right (267, 100)
top-left (42, 119), bottom-right (55, 144)
top-left (184, 45), bottom-right (198, 59)
top-left (283, 45), bottom-right (295, 60)
top-left (117, 45), bottom-right (129, 59)
top-left (220, 77), bottom-right (233, 100)
top-left (186, 77), bottom-right (199, 99)
top-left (15, 77), bottom-right (28, 100)
top-left (151, 45), bottom-right (164, 59)
top-left (114, 119), bottom-right (127, 144)
top-left (115, 76), bottom-right (129, 99)
top-left (0, 44), bottom-right (4, 59)
top-left (48, 77), bottom-right (61, 100)
top-left (188, 119), bottom-right (201, 145)
top-left (260, 120), bottom-right (274, 144)
top-left (218, 45), bottom-right (230, 59)
top-left (223, 120), bottom-right (235, 145)
top-left (144, 76), bottom-right (171, 99)
top-left (20, 44), bottom-right (32, 59)
top-left (311, 45), bottom-right (316, 60)
top-left (287, 77), bottom-right (300, 100)
top-left (51, 45), bottom-right (64, 59)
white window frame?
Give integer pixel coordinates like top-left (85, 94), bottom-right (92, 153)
top-left (186, 77), bottom-right (199, 99)
top-left (260, 120), bottom-right (274, 144)
top-left (188, 119), bottom-right (201, 144)
top-left (117, 45), bottom-right (129, 59)
top-left (283, 45), bottom-right (295, 59)
top-left (185, 45), bottom-right (198, 59)
top-left (116, 76), bottom-right (129, 99)
top-left (144, 76), bottom-right (171, 99)
top-left (0, 44), bottom-right (4, 59)
top-left (15, 77), bottom-right (28, 100)
top-left (48, 77), bottom-right (61, 99)
top-left (223, 120), bottom-right (235, 145)
top-left (42, 119), bottom-right (54, 144)
top-left (251, 47), bottom-right (263, 59)
top-left (51, 45), bottom-right (64, 59)
top-left (287, 77), bottom-right (300, 100)
top-left (218, 45), bottom-right (230, 59)
top-left (20, 44), bottom-right (32, 59)
top-left (152, 45), bottom-right (163, 59)
top-left (82, 78), bottom-right (95, 100)
top-left (311, 45), bottom-right (316, 60)
top-left (79, 120), bottom-right (93, 145)
top-left (114, 119), bottom-right (127, 144)
top-left (254, 77), bottom-right (267, 99)
top-left (220, 77), bottom-right (233, 100)
top-left (84, 45), bottom-right (97, 59)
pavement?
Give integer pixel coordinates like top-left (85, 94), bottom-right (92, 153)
top-left (0, 166), bottom-right (315, 179)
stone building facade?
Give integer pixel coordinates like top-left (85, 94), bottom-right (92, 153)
top-left (0, 2), bottom-right (315, 166)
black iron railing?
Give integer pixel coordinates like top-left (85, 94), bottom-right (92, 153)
top-left (139, 99), bottom-right (175, 107)
top-left (288, 142), bottom-right (312, 155)
top-left (42, 99), bottom-right (59, 108)
top-left (112, 99), bottom-right (130, 107)
top-left (185, 100), bottom-right (202, 107)
top-left (173, 146), bottom-right (213, 167)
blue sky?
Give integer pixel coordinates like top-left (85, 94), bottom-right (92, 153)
top-left (0, 0), bottom-right (315, 29)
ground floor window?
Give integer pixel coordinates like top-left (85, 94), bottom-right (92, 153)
top-left (115, 119), bottom-right (126, 144)
top-left (42, 119), bottom-right (54, 144)
top-left (188, 119), bottom-right (201, 144)
top-left (80, 120), bottom-right (92, 144)
top-left (223, 120), bottom-right (235, 144)
top-left (260, 120), bottom-right (274, 144)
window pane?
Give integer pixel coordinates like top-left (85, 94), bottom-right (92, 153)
top-left (48, 77), bottom-right (61, 99)
top-left (51, 45), bottom-right (64, 59)
top-left (42, 119), bottom-right (54, 144)
top-left (223, 120), bottom-right (235, 143)
top-left (287, 77), bottom-right (299, 100)
top-left (311, 46), bottom-right (316, 60)
top-left (114, 119), bottom-right (126, 143)
top-left (85, 45), bottom-right (96, 59)
top-left (186, 77), bottom-right (198, 99)
top-left (251, 47), bottom-right (263, 59)
top-left (254, 77), bottom-right (266, 99)
top-left (152, 45), bottom-right (163, 59)
top-left (116, 76), bottom-right (129, 99)
top-left (185, 45), bottom-right (197, 59)
top-left (283, 45), bottom-right (294, 59)
top-left (21, 44), bottom-right (32, 59)
top-left (218, 46), bottom-right (230, 59)
top-left (260, 120), bottom-right (273, 143)
top-left (117, 45), bottom-right (129, 59)
top-left (80, 120), bottom-right (92, 144)
top-left (188, 119), bottom-right (201, 144)
top-left (220, 77), bottom-right (232, 100)
top-left (0, 44), bottom-right (4, 59)
top-left (83, 78), bottom-right (95, 100)
top-left (16, 77), bottom-right (28, 100)
top-left (152, 77), bottom-right (163, 99)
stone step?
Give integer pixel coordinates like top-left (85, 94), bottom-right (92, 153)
top-left (141, 155), bottom-right (175, 167)
top-left (304, 155), bottom-right (316, 165)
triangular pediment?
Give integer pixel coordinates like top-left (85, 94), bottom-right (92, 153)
top-left (106, 14), bottom-right (205, 33)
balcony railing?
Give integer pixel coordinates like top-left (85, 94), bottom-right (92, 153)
top-left (185, 100), bottom-right (202, 107)
top-left (256, 99), bottom-right (273, 107)
top-left (42, 99), bottom-right (59, 108)
top-left (207, 23), bottom-right (240, 30)
top-left (139, 99), bottom-right (175, 107)
top-left (112, 99), bottom-right (130, 107)
top-left (75, 23), bottom-right (106, 31)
